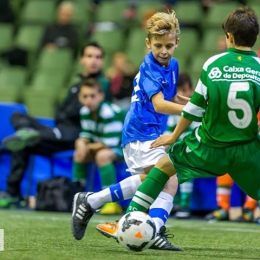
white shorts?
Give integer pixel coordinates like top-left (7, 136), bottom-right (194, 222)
top-left (123, 140), bottom-right (166, 175)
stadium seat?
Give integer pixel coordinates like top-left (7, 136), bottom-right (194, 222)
top-left (247, 0), bottom-right (260, 4)
top-left (19, 0), bottom-right (56, 25)
top-left (202, 2), bottom-right (239, 28)
top-left (95, 0), bottom-right (129, 23)
top-left (71, 0), bottom-right (91, 26)
top-left (23, 92), bottom-right (57, 118)
top-left (0, 67), bottom-right (27, 102)
top-left (14, 24), bottom-right (44, 53)
top-left (23, 69), bottom-right (66, 117)
top-left (27, 70), bottom-right (65, 96)
top-left (90, 29), bottom-right (124, 54)
top-left (0, 24), bottom-right (13, 53)
top-left (173, 54), bottom-right (188, 74)
top-left (189, 53), bottom-right (210, 86)
top-left (174, 1), bottom-right (203, 26)
top-left (200, 28), bottom-right (225, 56)
top-left (125, 27), bottom-right (147, 68)
top-left (0, 102), bottom-right (28, 144)
top-left (135, 1), bottom-right (164, 25)
top-left (0, 102), bottom-right (28, 194)
top-left (174, 28), bottom-right (200, 63)
top-left (36, 48), bottom-right (73, 76)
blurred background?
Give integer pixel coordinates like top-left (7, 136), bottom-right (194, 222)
top-left (0, 0), bottom-right (259, 118)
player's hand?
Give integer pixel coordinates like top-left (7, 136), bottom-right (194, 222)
top-left (150, 134), bottom-right (175, 148)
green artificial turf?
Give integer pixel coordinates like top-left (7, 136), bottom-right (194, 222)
top-left (0, 210), bottom-right (259, 260)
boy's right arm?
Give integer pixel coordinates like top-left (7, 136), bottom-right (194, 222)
top-left (151, 91), bottom-right (184, 115)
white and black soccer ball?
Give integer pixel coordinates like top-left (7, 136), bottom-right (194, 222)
top-left (117, 211), bottom-right (156, 252)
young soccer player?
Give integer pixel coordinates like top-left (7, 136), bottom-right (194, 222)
top-left (71, 10), bottom-right (188, 251)
top-left (73, 78), bottom-right (126, 214)
top-left (125, 6), bottom-right (260, 231)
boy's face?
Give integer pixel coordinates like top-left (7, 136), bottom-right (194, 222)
top-left (145, 33), bottom-right (179, 66)
top-left (80, 46), bottom-right (104, 75)
top-left (79, 86), bottom-right (104, 112)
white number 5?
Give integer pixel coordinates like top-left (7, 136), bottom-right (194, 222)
top-left (227, 82), bottom-right (252, 129)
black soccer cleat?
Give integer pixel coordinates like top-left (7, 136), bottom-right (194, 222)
top-left (149, 226), bottom-right (183, 251)
top-left (71, 192), bottom-right (95, 240)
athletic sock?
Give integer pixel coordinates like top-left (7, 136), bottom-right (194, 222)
top-left (149, 191), bottom-right (174, 232)
top-left (72, 162), bottom-right (87, 180)
top-left (87, 174), bottom-right (142, 210)
top-left (179, 180), bottom-right (193, 209)
top-left (243, 195), bottom-right (258, 211)
top-left (217, 185), bottom-right (231, 211)
top-left (126, 167), bottom-right (169, 213)
top-left (98, 163), bottom-right (117, 189)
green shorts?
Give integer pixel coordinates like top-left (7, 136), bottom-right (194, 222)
top-left (168, 130), bottom-right (260, 200)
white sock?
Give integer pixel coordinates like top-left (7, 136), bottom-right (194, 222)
top-left (87, 174), bottom-right (142, 210)
top-left (148, 191), bottom-right (174, 232)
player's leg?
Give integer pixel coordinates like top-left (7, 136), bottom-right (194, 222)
top-left (205, 174), bottom-right (233, 221)
top-left (95, 148), bottom-right (123, 215)
top-left (126, 131), bottom-right (231, 214)
top-left (228, 139), bottom-right (260, 202)
top-left (234, 195), bottom-right (258, 223)
top-left (174, 179), bottom-right (194, 219)
top-left (71, 143), bottom-right (96, 240)
top-left (127, 154), bottom-right (175, 213)
top-left (95, 141), bottom-right (178, 234)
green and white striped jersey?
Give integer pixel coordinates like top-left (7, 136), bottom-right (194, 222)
top-left (183, 48), bottom-right (260, 148)
top-left (79, 102), bottom-right (126, 149)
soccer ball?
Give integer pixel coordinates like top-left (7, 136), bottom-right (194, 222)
top-left (117, 211), bottom-right (156, 252)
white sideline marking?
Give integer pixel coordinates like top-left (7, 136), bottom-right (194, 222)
top-left (9, 214), bottom-right (109, 223)
top-left (0, 229), bottom-right (4, 251)
top-left (8, 214), bottom-right (260, 233)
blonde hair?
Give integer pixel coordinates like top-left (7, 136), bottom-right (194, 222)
top-left (146, 10), bottom-right (180, 40)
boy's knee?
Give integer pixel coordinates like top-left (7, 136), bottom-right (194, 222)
top-left (95, 149), bottom-right (113, 164)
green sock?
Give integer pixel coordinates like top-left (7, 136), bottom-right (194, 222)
top-left (72, 162), bottom-right (87, 181)
top-left (126, 167), bottom-right (169, 213)
top-left (179, 180), bottom-right (193, 209)
top-left (98, 163), bottom-right (117, 189)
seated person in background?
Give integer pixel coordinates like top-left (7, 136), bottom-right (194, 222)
top-left (165, 73), bottom-right (200, 219)
top-left (72, 78), bottom-right (126, 215)
top-left (205, 173), bottom-right (259, 222)
top-left (40, 1), bottom-right (79, 56)
top-left (0, 42), bottom-right (110, 209)
top-left (106, 52), bottom-right (137, 111)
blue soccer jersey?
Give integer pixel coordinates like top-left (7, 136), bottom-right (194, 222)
top-left (122, 51), bottom-right (179, 147)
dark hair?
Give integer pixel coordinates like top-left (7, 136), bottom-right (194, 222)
top-left (80, 42), bottom-right (105, 57)
top-left (177, 73), bottom-right (192, 89)
top-left (79, 77), bottom-right (102, 92)
top-left (222, 6), bottom-right (259, 47)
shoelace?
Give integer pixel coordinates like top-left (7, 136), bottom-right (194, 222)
top-left (160, 228), bottom-right (174, 240)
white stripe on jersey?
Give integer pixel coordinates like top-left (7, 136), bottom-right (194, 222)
top-left (183, 102), bottom-right (205, 118)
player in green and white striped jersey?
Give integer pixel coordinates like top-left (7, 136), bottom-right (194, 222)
top-left (127, 6), bottom-right (260, 217)
top-left (73, 77), bottom-right (126, 215)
